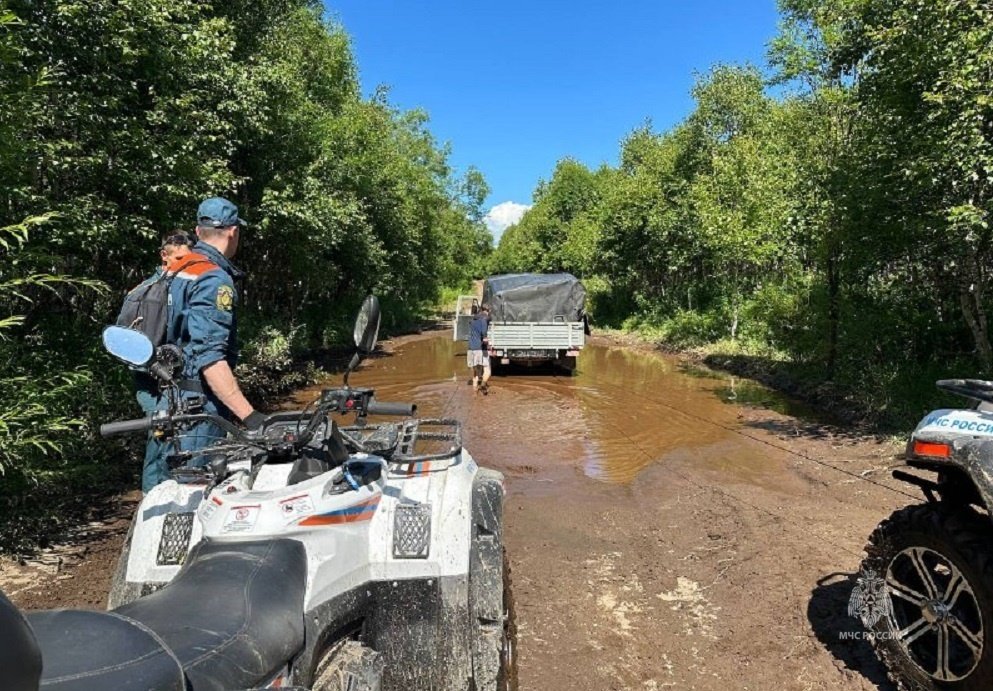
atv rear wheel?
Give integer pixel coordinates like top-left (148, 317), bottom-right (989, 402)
top-left (862, 504), bottom-right (993, 690)
top-left (312, 640), bottom-right (384, 691)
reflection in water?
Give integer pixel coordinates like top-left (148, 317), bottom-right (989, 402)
top-left (680, 361), bottom-right (818, 419)
top-left (294, 335), bottom-right (814, 488)
top-left (575, 345), bottom-right (729, 483)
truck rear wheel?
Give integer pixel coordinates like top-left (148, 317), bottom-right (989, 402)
top-left (556, 356), bottom-right (577, 373)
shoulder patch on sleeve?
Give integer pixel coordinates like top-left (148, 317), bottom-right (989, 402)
top-left (216, 284), bottom-right (235, 311)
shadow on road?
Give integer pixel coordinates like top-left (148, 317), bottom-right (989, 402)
top-left (807, 572), bottom-right (895, 690)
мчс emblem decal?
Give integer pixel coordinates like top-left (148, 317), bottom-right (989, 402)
top-left (848, 568), bottom-right (892, 626)
top-left (216, 284), bottom-right (234, 311)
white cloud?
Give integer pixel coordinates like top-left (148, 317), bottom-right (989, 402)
top-left (483, 201), bottom-right (531, 243)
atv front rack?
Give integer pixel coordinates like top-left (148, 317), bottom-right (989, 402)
top-left (341, 418), bottom-right (462, 463)
top-left (393, 418), bottom-right (462, 463)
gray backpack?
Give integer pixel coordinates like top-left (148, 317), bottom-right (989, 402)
top-left (116, 259), bottom-right (206, 347)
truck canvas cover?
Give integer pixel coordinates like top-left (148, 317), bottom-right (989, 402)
top-left (482, 273), bottom-right (586, 322)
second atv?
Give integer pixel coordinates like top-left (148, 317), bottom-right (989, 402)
top-left (860, 378), bottom-right (993, 690)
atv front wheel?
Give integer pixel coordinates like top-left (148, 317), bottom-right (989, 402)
top-left (862, 504), bottom-right (993, 690)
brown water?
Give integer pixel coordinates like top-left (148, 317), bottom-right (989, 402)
top-left (8, 330), bottom-right (905, 690)
top-left (294, 333), bottom-right (817, 489)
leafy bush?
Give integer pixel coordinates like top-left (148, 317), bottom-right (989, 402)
top-left (236, 325), bottom-right (318, 403)
top-left (630, 309), bottom-right (724, 349)
top-left (740, 280), bottom-right (812, 352)
top-left (584, 275), bottom-right (634, 327)
top-left (0, 2), bottom-right (489, 552)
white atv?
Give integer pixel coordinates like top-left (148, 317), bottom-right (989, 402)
top-left (860, 378), bottom-right (993, 690)
top-left (11, 296), bottom-right (511, 691)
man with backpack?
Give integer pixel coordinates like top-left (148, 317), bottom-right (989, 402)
top-left (118, 231), bottom-right (196, 490)
top-left (121, 230), bottom-right (195, 408)
top-left (121, 198), bottom-right (265, 492)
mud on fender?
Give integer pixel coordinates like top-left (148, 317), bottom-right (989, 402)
top-left (471, 469), bottom-right (505, 540)
top-left (470, 469), bottom-right (505, 621)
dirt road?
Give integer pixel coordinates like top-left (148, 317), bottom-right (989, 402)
top-left (2, 331), bottom-right (913, 689)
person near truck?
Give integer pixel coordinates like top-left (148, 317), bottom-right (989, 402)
top-left (143, 198), bottom-right (266, 491)
top-left (467, 304), bottom-right (492, 395)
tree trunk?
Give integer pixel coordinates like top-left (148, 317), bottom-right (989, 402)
top-left (826, 251), bottom-right (840, 381)
top-left (959, 279), bottom-right (993, 372)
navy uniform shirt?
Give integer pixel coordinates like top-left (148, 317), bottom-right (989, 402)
top-left (165, 242), bottom-right (243, 383)
top-left (468, 314), bottom-right (489, 351)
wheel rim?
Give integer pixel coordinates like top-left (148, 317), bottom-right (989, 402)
top-left (885, 546), bottom-right (985, 681)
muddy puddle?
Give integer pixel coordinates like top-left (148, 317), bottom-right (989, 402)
top-left (294, 333), bottom-right (818, 490)
top-left (288, 332), bottom-right (908, 690)
top-left (5, 329), bottom-right (907, 690)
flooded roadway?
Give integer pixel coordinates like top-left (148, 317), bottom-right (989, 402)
top-left (0, 327), bottom-right (913, 689)
top-left (298, 331), bottom-right (910, 691)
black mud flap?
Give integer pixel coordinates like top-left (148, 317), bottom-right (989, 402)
top-left (469, 468), bottom-right (506, 689)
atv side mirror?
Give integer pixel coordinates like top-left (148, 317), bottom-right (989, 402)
top-left (102, 326), bottom-right (154, 368)
top-left (353, 295), bottom-right (381, 355)
top-left (343, 295), bottom-right (381, 388)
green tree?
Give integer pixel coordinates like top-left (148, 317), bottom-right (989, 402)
top-left (0, 0), bottom-right (491, 549)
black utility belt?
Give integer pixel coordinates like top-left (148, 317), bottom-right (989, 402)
top-left (178, 379), bottom-right (203, 394)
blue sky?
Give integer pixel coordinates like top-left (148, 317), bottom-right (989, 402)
top-left (322, 1), bottom-right (782, 240)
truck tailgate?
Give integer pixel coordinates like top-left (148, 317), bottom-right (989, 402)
top-left (489, 322), bottom-right (586, 350)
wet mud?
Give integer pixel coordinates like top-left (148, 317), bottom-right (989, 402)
top-left (3, 330), bottom-right (914, 689)
top-left (295, 332), bottom-right (909, 690)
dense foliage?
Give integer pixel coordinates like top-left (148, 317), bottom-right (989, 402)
top-left (0, 0), bottom-right (489, 551)
top-left (492, 0), bottom-right (993, 427)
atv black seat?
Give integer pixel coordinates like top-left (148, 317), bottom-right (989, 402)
top-left (117, 538), bottom-right (306, 690)
top-left (0, 589), bottom-right (42, 691)
top-left (25, 609), bottom-right (185, 691)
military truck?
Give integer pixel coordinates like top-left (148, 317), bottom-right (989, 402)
top-left (454, 273), bottom-right (587, 371)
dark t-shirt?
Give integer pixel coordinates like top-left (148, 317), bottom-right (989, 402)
top-left (468, 314), bottom-right (489, 350)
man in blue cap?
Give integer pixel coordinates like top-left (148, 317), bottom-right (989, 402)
top-left (144, 197), bottom-right (265, 491)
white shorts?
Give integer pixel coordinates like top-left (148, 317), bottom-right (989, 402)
top-left (467, 350), bottom-right (490, 368)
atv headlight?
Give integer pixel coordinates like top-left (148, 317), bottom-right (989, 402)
top-left (394, 503), bottom-right (431, 559)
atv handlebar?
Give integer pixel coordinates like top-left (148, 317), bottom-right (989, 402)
top-left (367, 399), bottom-right (416, 416)
top-left (101, 411), bottom-right (246, 441)
top-left (100, 417), bottom-right (153, 437)
top-left (101, 388), bottom-right (416, 446)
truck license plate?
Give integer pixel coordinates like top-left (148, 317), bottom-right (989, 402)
top-left (508, 349), bottom-right (555, 358)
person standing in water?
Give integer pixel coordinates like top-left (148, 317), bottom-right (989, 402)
top-left (467, 304), bottom-right (492, 395)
